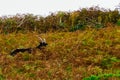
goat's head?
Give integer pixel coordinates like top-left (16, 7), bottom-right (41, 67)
top-left (36, 37), bottom-right (48, 49)
top-left (40, 37), bottom-right (48, 46)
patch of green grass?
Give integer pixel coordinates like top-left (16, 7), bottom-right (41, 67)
top-left (83, 73), bottom-right (120, 80)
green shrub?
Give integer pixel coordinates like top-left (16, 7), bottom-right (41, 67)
top-left (0, 74), bottom-right (5, 80)
top-left (116, 19), bottom-right (120, 26)
top-left (100, 57), bottom-right (120, 69)
top-left (83, 73), bottom-right (120, 80)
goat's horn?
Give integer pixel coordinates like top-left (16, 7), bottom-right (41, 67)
top-left (35, 35), bottom-right (46, 43)
top-left (35, 35), bottom-right (43, 42)
top-left (43, 38), bottom-right (46, 42)
top-left (38, 37), bottom-right (43, 42)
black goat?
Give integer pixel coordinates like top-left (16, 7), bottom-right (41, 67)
top-left (10, 37), bottom-right (48, 56)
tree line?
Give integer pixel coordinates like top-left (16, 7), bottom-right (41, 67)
top-left (0, 6), bottom-right (120, 33)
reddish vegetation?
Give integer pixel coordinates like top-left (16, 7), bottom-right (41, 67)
top-left (0, 26), bottom-right (120, 79)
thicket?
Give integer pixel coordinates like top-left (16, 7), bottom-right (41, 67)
top-left (0, 6), bottom-right (120, 33)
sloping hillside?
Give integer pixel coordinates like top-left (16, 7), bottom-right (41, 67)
top-left (0, 26), bottom-right (120, 80)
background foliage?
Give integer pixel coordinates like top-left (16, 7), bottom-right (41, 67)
top-left (0, 6), bottom-right (119, 33)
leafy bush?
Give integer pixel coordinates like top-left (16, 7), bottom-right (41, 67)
top-left (83, 73), bottom-right (120, 80)
top-left (70, 23), bottom-right (86, 31)
top-left (0, 6), bottom-right (119, 33)
top-left (100, 57), bottom-right (120, 69)
top-left (0, 74), bottom-right (5, 80)
top-left (116, 19), bottom-right (120, 26)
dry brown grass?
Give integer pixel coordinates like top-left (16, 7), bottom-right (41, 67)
top-left (0, 26), bottom-right (120, 80)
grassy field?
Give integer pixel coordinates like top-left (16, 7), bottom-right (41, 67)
top-left (0, 26), bottom-right (120, 80)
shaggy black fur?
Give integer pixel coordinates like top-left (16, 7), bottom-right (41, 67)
top-left (10, 42), bottom-right (48, 56)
